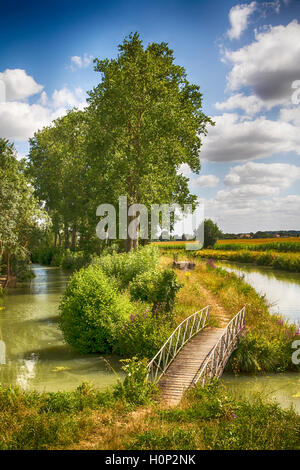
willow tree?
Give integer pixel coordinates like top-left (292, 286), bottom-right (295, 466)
top-left (87, 33), bottom-right (214, 251)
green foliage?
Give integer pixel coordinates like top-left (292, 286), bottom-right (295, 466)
top-left (115, 309), bottom-right (173, 359)
top-left (125, 381), bottom-right (300, 451)
top-left (0, 138), bottom-right (49, 281)
top-left (227, 327), bottom-right (300, 374)
top-left (59, 265), bottom-right (132, 353)
top-left (61, 250), bottom-right (91, 271)
top-left (92, 246), bottom-right (160, 289)
top-left (203, 219), bottom-right (222, 248)
top-left (113, 358), bottom-right (158, 405)
top-left (0, 383), bottom-right (113, 450)
top-left (126, 428), bottom-right (197, 450)
top-left (129, 268), bottom-right (183, 314)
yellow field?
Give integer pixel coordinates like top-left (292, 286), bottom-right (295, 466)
top-left (151, 237), bottom-right (300, 246)
top-left (217, 237), bottom-right (300, 245)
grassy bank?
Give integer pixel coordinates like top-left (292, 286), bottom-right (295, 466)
top-left (196, 249), bottom-right (300, 273)
top-left (160, 255), bottom-right (300, 374)
top-left (155, 243), bottom-right (300, 273)
top-left (0, 380), bottom-right (299, 450)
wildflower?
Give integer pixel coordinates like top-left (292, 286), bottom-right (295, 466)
top-left (232, 413), bottom-right (237, 419)
top-left (296, 330), bottom-right (300, 336)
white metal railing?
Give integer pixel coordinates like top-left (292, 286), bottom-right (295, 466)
top-left (147, 305), bottom-right (210, 383)
top-left (192, 306), bottom-right (246, 387)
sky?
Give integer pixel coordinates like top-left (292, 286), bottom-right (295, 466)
top-left (0, 0), bottom-right (300, 233)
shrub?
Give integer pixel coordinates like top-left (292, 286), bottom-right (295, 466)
top-left (113, 358), bottom-right (158, 405)
top-left (61, 249), bottom-right (91, 271)
top-left (227, 328), bottom-right (300, 374)
top-left (129, 269), bottom-right (183, 315)
top-left (59, 265), bottom-right (132, 353)
top-left (115, 309), bottom-right (173, 359)
top-left (92, 246), bottom-right (160, 289)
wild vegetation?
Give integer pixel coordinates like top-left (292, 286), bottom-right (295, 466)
top-left (0, 379), bottom-right (299, 450)
top-left (154, 238), bottom-right (300, 273)
top-left (59, 246), bottom-right (182, 357)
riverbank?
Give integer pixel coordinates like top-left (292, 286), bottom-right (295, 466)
top-left (1, 253), bottom-right (300, 450)
top-left (161, 255), bottom-right (300, 374)
top-left (154, 243), bottom-right (300, 273)
top-left (0, 378), bottom-right (299, 450)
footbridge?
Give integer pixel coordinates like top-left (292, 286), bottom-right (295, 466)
top-left (147, 306), bottom-right (245, 405)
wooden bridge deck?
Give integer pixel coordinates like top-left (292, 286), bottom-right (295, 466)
top-left (159, 327), bottom-right (225, 405)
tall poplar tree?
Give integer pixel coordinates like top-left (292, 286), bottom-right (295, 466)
top-left (87, 33), bottom-right (214, 250)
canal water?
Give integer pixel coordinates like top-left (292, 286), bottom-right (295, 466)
top-left (1, 261), bottom-right (300, 412)
top-left (217, 260), bottom-right (300, 412)
top-left (0, 265), bottom-right (122, 392)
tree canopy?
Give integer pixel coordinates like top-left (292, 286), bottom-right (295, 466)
top-left (0, 138), bottom-right (47, 285)
top-left (27, 33), bottom-right (213, 252)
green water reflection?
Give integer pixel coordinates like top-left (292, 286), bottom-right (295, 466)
top-left (0, 265), bottom-right (122, 392)
top-left (217, 260), bottom-right (300, 410)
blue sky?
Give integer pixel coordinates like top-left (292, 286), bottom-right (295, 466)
top-left (0, 0), bottom-right (300, 232)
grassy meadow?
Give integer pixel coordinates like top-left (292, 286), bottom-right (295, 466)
top-left (152, 238), bottom-right (300, 273)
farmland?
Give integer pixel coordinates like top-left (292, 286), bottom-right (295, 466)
top-left (151, 238), bottom-right (300, 273)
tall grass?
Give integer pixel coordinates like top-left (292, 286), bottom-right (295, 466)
top-left (0, 380), bottom-right (299, 450)
top-left (155, 244), bottom-right (300, 273)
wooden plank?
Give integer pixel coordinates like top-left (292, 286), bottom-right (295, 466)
top-left (159, 327), bottom-right (225, 405)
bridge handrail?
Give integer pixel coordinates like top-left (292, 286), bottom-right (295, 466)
top-left (147, 305), bottom-right (210, 383)
top-left (192, 306), bottom-right (246, 387)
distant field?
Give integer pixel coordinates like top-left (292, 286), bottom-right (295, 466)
top-left (151, 238), bottom-right (300, 253)
top-left (218, 237), bottom-right (300, 245)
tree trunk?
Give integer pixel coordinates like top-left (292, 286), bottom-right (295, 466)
top-left (71, 226), bottom-right (77, 251)
top-left (64, 223), bottom-right (70, 249)
top-left (54, 232), bottom-right (58, 248)
top-left (4, 253), bottom-right (15, 288)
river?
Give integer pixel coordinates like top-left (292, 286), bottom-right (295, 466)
top-left (217, 260), bottom-right (300, 412)
top-left (0, 265), bottom-right (122, 392)
top-left (1, 261), bottom-right (300, 411)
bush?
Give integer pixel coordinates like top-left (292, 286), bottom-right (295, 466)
top-left (61, 249), bottom-right (91, 271)
top-left (115, 309), bottom-right (173, 359)
top-left (113, 358), bottom-right (158, 405)
top-left (59, 265), bottom-right (133, 353)
top-left (129, 269), bottom-right (183, 315)
top-left (227, 328), bottom-right (300, 374)
top-left (91, 246), bottom-right (160, 289)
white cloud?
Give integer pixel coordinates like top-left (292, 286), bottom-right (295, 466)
top-left (70, 53), bottom-right (93, 70)
top-left (52, 87), bottom-right (86, 108)
top-left (0, 69), bottom-right (43, 101)
top-left (200, 112), bottom-right (300, 162)
top-left (192, 174), bottom-right (220, 188)
top-left (227, 2), bottom-right (257, 40)
top-left (0, 101), bottom-right (58, 140)
top-left (200, 192), bottom-right (300, 233)
top-left (215, 93), bottom-right (266, 115)
top-left (280, 105), bottom-right (300, 126)
top-left (0, 68), bottom-right (87, 141)
top-left (224, 21), bottom-right (300, 108)
top-left (224, 161), bottom-right (300, 189)
top-left (178, 163), bottom-right (192, 176)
